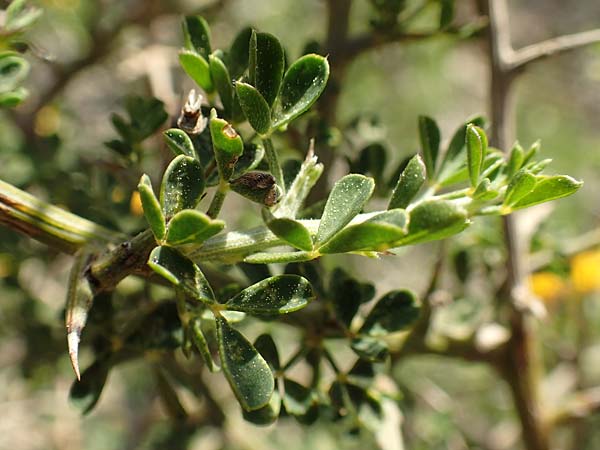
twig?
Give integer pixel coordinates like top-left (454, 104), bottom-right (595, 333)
top-left (510, 29), bottom-right (600, 71)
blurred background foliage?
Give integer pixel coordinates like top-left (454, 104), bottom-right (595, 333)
top-left (0, 0), bottom-right (600, 449)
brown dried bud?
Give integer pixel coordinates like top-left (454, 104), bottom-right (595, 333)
top-left (230, 172), bottom-right (282, 207)
top-left (177, 89), bottom-right (208, 135)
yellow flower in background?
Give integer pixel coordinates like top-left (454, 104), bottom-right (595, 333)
top-left (571, 249), bottom-right (600, 294)
top-left (529, 272), bottom-right (567, 304)
top-left (130, 191), bottom-right (144, 216)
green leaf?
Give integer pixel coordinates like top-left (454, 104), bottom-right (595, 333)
top-left (472, 178), bottom-right (498, 201)
top-left (315, 174), bottom-right (375, 246)
top-left (165, 210), bottom-right (224, 246)
top-left (350, 336), bottom-right (389, 362)
top-left (0, 86), bottom-right (27, 107)
top-left (163, 128), bottom-right (197, 158)
top-left (160, 155), bottom-right (205, 217)
top-left (235, 82), bottom-right (271, 135)
top-left (360, 290), bottom-right (421, 336)
top-left (225, 275), bottom-right (314, 315)
top-left (283, 379), bottom-right (319, 424)
top-left (209, 111), bottom-right (244, 180)
top-left (504, 169), bottom-right (537, 207)
top-left (505, 142), bottom-right (525, 178)
top-left (439, 0), bottom-right (454, 28)
top-left (209, 54), bottom-right (235, 117)
top-left (189, 317), bottom-right (219, 372)
top-left (437, 116), bottom-right (486, 184)
top-left (254, 334), bottom-right (281, 371)
top-left (318, 209), bottom-right (408, 254)
top-left (418, 116), bottom-right (440, 180)
top-left (271, 54), bottom-right (329, 129)
top-left (124, 96), bottom-right (168, 141)
top-left (216, 316), bottom-right (274, 411)
top-left (69, 359), bottom-right (110, 415)
top-left (263, 209), bottom-right (313, 251)
top-left (330, 268), bottom-right (375, 328)
top-left (249, 31), bottom-right (285, 107)
top-left (230, 171), bottom-right (280, 206)
top-left (353, 143), bottom-right (387, 185)
top-left (243, 251), bottom-right (314, 265)
top-left (510, 175), bottom-right (582, 210)
top-left (228, 27), bottom-right (253, 79)
top-left (182, 15), bottom-right (211, 59)
top-left (179, 50), bottom-right (214, 92)
top-left (388, 154), bottom-right (426, 209)
top-left (243, 391), bottom-right (281, 425)
top-left (397, 200), bottom-right (470, 245)
top-left (148, 246), bottom-right (215, 304)
top-left (466, 124), bottom-right (487, 187)
top-left (138, 174), bottom-right (166, 240)
top-left (5, 0), bottom-right (41, 32)
top-left (0, 53), bottom-right (29, 92)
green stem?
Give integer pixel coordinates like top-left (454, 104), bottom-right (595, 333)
top-left (262, 137), bottom-right (285, 194)
top-left (0, 179), bottom-right (122, 253)
top-left (206, 181), bottom-right (229, 219)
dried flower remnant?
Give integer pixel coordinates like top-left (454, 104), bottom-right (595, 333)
top-left (177, 89), bottom-right (208, 135)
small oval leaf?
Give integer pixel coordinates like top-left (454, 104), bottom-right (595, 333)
top-left (164, 128), bottom-right (197, 158)
top-left (235, 81), bottom-right (271, 135)
top-left (398, 200), bottom-right (470, 245)
top-left (182, 15), bottom-right (212, 59)
top-left (271, 54), bottom-right (329, 129)
top-left (209, 54), bottom-right (235, 117)
top-left (263, 209), bottom-right (313, 251)
top-left (138, 174), bottom-right (166, 240)
top-left (189, 317), bottom-right (220, 372)
top-left (511, 175), bottom-right (582, 210)
top-left (504, 169), bottom-right (537, 207)
top-left (216, 316), bottom-right (274, 411)
top-left (359, 290), bottom-right (421, 336)
top-left (165, 210), bottom-right (224, 246)
top-left (249, 31), bottom-right (285, 107)
top-left (318, 209), bottom-right (407, 254)
top-left (225, 275), bottom-right (314, 315)
top-left (148, 246), bottom-right (215, 304)
top-left (160, 155), bottom-right (205, 218)
top-left (209, 111), bottom-right (244, 181)
top-left (418, 116), bottom-right (440, 180)
top-left (315, 174), bottom-right (375, 246)
top-left (388, 154), bottom-right (426, 209)
top-left (466, 124), bottom-right (487, 187)
top-left (179, 50), bottom-right (214, 92)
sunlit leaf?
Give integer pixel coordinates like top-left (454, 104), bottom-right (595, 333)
top-left (160, 155), bottom-right (205, 217)
top-left (510, 175), bottom-right (582, 210)
top-left (189, 317), bottom-right (219, 372)
top-left (209, 54), bottom-right (235, 117)
top-left (235, 81), bottom-right (271, 135)
top-left (315, 174), bottom-right (374, 246)
top-left (318, 209), bottom-right (408, 254)
top-left (466, 124), bottom-right (487, 187)
top-left (179, 50), bottom-right (213, 92)
top-left (164, 128), bottom-right (197, 159)
top-left (388, 154), bottom-right (426, 209)
top-left (396, 200), bottom-right (470, 245)
top-left (271, 54), bottom-right (329, 129)
top-left (263, 209), bottom-right (313, 251)
top-left (165, 210), bottom-right (224, 246)
top-left (138, 174), bottom-right (166, 240)
top-left (209, 111), bottom-right (244, 180)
